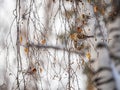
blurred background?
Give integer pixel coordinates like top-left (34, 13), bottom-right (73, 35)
top-left (0, 0), bottom-right (120, 90)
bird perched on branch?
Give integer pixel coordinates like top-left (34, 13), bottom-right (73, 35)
top-left (70, 30), bottom-right (94, 50)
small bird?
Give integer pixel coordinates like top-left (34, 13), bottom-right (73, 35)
top-left (70, 33), bottom-right (94, 50)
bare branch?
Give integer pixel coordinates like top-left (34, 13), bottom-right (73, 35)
top-left (21, 43), bottom-right (84, 55)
